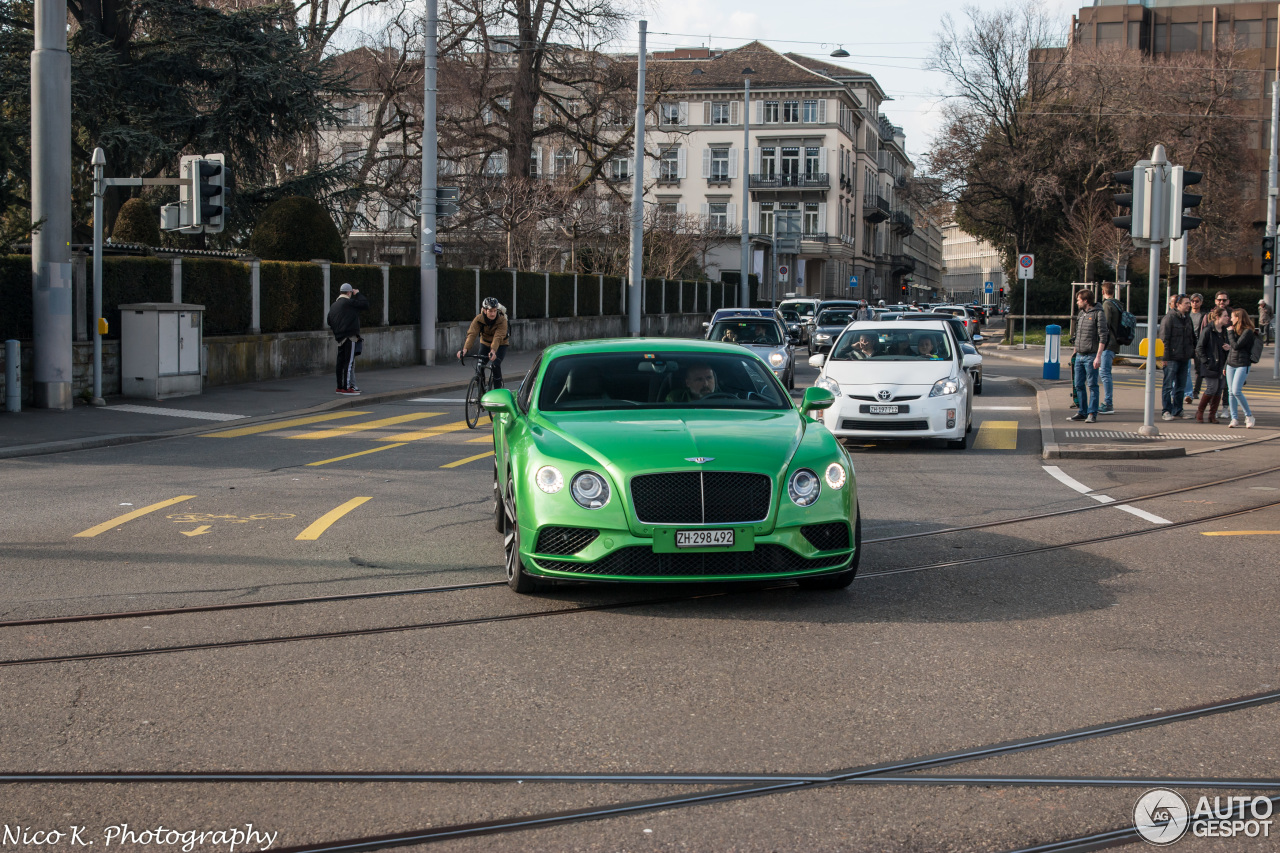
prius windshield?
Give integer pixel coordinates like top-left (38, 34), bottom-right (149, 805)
top-left (830, 328), bottom-right (954, 361)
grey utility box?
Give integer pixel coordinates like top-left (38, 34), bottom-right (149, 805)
top-left (120, 303), bottom-right (205, 399)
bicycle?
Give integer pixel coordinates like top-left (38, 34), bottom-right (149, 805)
top-left (461, 353), bottom-right (497, 429)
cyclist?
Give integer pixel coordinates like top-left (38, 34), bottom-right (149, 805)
top-left (457, 297), bottom-right (510, 388)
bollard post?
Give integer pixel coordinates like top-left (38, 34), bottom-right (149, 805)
top-left (5, 340), bottom-right (20, 412)
top-left (1043, 324), bottom-right (1061, 380)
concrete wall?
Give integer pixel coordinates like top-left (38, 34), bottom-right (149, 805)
top-left (1, 340), bottom-right (122, 404)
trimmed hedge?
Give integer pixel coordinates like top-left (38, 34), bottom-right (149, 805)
top-left (682, 281), bottom-right (697, 313)
top-left (102, 257), bottom-right (172, 339)
top-left (183, 259), bottom-right (251, 336)
top-left (601, 276), bottom-right (623, 315)
top-left (439, 268), bottom-right (476, 322)
top-left (250, 197), bottom-right (343, 263)
top-left (0, 255), bottom-right (32, 341)
top-left (516, 271), bottom-right (546, 320)
top-left (480, 270), bottom-right (514, 317)
top-left (643, 278), bottom-right (662, 314)
top-left (548, 273), bottom-right (576, 317)
top-left (388, 265), bottom-right (420, 325)
top-left (260, 261), bottom-right (324, 333)
top-left (578, 273), bottom-right (602, 316)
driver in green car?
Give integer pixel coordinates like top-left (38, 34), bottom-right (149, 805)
top-left (665, 362), bottom-right (718, 402)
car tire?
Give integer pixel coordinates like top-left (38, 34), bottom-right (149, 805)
top-left (786, 367), bottom-right (795, 390)
top-left (493, 464), bottom-right (506, 533)
top-left (975, 372), bottom-right (983, 395)
top-left (501, 484), bottom-right (541, 593)
top-left (947, 430), bottom-right (968, 450)
top-left (797, 510), bottom-right (861, 590)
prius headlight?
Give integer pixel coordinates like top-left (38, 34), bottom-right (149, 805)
top-left (570, 471), bottom-right (611, 509)
top-left (788, 469), bottom-right (821, 507)
top-left (815, 376), bottom-right (842, 397)
top-left (769, 351), bottom-right (786, 367)
top-left (824, 462), bottom-right (847, 489)
top-left (535, 465), bottom-right (564, 493)
top-left (929, 377), bottom-right (961, 397)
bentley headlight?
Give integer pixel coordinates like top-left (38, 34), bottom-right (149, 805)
top-left (815, 376), bottom-right (842, 397)
top-left (769, 351), bottom-right (786, 367)
top-left (570, 471), bottom-right (611, 509)
top-left (535, 465), bottom-right (564, 493)
top-left (824, 462), bottom-right (846, 489)
top-left (929, 377), bottom-right (961, 397)
top-left (788, 469), bottom-right (821, 507)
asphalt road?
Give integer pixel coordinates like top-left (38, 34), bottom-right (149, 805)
top-left (3, 341), bottom-right (1280, 852)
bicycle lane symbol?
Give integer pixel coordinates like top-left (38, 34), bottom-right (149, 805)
top-left (165, 512), bottom-right (297, 537)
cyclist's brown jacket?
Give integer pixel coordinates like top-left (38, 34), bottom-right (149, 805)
top-left (462, 311), bottom-right (509, 352)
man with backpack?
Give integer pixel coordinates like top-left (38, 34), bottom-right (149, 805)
top-left (1099, 282), bottom-right (1127, 415)
top-left (1158, 294), bottom-right (1196, 420)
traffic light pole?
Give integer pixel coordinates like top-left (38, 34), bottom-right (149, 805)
top-left (1269, 78), bottom-right (1279, 379)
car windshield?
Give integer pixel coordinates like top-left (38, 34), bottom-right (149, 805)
top-left (779, 301), bottom-right (814, 317)
top-left (817, 310), bottom-right (854, 326)
top-left (830, 328), bottom-right (954, 362)
top-left (709, 320), bottom-right (783, 345)
top-left (780, 310), bottom-right (801, 322)
top-left (537, 351), bottom-right (791, 411)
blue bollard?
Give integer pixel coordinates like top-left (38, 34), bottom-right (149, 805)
top-left (5, 339), bottom-right (20, 413)
top-left (1043, 324), bottom-right (1061, 380)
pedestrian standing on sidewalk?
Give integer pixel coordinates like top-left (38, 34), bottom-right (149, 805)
top-left (1226, 308), bottom-right (1258, 428)
top-left (1069, 289), bottom-right (1110, 424)
top-left (1260, 299), bottom-right (1275, 345)
top-left (1186, 293), bottom-right (1205, 403)
top-left (1099, 282), bottom-right (1122, 415)
top-left (1158, 294), bottom-right (1195, 420)
top-left (1195, 308), bottom-right (1228, 424)
top-left (1212, 292), bottom-right (1233, 413)
top-left (328, 282), bottom-right (369, 395)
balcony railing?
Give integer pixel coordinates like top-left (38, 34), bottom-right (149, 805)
top-left (862, 195), bottom-right (890, 223)
top-left (890, 253), bottom-right (917, 273)
top-left (749, 173), bottom-right (829, 189)
top-left (890, 210), bottom-right (914, 236)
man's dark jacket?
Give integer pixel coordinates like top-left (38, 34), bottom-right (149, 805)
top-left (1072, 304), bottom-right (1111, 356)
top-left (327, 293), bottom-right (369, 341)
top-left (1158, 310), bottom-right (1196, 362)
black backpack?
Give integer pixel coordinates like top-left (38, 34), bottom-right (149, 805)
top-left (1107, 299), bottom-right (1136, 346)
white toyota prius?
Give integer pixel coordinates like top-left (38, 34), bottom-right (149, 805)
top-left (808, 320), bottom-right (975, 449)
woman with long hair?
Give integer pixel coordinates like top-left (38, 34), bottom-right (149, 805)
top-left (1225, 308), bottom-right (1257, 428)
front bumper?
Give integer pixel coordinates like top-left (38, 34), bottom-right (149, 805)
top-left (822, 395), bottom-right (964, 440)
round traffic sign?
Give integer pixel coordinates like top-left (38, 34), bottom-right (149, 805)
top-left (1018, 254), bottom-right (1033, 268)
top-left (778, 264), bottom-right (789, 276)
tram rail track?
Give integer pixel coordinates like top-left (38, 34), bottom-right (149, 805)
top-left (3, 497), bottom-right (1279, 669)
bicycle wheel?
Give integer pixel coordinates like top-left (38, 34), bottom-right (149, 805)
top-left (464, 376), bottom-right (483, 429)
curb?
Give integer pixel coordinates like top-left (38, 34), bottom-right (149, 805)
top-left (0, 380), bottom-right (472, 461)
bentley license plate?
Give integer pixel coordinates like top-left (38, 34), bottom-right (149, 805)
top-left (676, 529), bottom-right (734, 548)
top-left (869, 405), bottom-right (899, 414)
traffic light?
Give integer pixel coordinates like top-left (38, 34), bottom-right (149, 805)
top-left (1264, 236), bottom-right (1275, 276)
top-left (193, 154), bottom-right (226, 232)
top-left (1112, 167), bottom-right (1143, 234)
top-left (1169, 166), bottom-right (1202, 240)
top-left (998, 287), bottom-right (1005, 297)
top-left (1112, 160), bottom-right (1166, 244)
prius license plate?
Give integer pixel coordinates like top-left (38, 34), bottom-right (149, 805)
top-left (676, 529), bottom-right (734, 548)
top-left (869, 405), bottom-right (899, 414)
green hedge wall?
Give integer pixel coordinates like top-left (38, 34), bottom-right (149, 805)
top-left (260, 261), bottom-right (324, 333)
top-left (183, 259), bottom-right (251, 336)
top-left (480, 270), bottom-right (514, 316)
top-left (548, 273), bottom-right (576, 317)
top-left (438, 268), bottom-right (475, 322)
top-left (331, 264), bottom-right (385, 327)
top-left (516, 271), bottom-right (546, 320)
top-left (0, 255), bottom-right (31, 340)
top-left (388, 265), bottom-right (420, 325)
top-left (642, 278), bottom-right (660, 314)
top-left (682, 281), bottom-right (697, 313)
top-left (102, 257), bottom-right (172, 339)
top-left (602, 276), bottom-right (623, 315)
top-left (578, 274), bottom-right (602, 316)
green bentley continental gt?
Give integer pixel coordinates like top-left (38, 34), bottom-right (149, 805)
top-left (480, 339), bottom-right (860, 593)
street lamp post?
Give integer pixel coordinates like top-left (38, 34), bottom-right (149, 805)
top-left (739, 68), bottom-right (754, 307)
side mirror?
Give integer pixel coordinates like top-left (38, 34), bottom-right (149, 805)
top-left (701, 322), bottom-right (709, 330)
top-left (962, 353), bottom-right (980, 370)
top-left (481, 388), bottom-right (517, 417)
top-left (808, 354), bottom-right (825, 369)
top-left (800, 386), bottom-right (835, 416)
top-left (972, 333), bottom-right (984, 342)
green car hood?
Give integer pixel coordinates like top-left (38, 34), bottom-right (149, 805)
top-left (536, 409), bottom-right (804, 477)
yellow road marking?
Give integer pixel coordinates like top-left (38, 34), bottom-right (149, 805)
top-left (306, 444), bottom-right (408, 467)
top-left (292, 413), bottom-right (443, 440)
top-left (379, 419), bottom-right (471, 442)
top-left (440, 450), bottom-right (495, 469)
top-left (202, 413), bottom-right (369, 438)
top-left (466, 435), bottom-right (494, 443)
top-left (1202, 531), bottom-right (1280, 536)
top-left (74, 496), bottom-right (197, 538)
top-left (182, 525), bottom-right (212, 537)
top-left (973, 420), bottom-right (1019, 450)
top-left (296, 497), bottom-right (372, 540)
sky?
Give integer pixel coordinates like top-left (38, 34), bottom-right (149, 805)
top-left (624, 0), bottom-right (1081, 163)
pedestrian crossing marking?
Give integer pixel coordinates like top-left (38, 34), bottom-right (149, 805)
top-left (466, 435), bottom-right (493, 443)
top-left (973, 420), bottom-right (1019, 450)
top-left (291, 412), bottom-right (444, 440)
top-left (203, 412), bottom-right (369, 438)
top-left (440, 450), bottom-right (495, 469)
top-left (108, 405), bottom-right (246, 421)
top-left (1064, 429), bottom-right (1245, 441)
top-left (378, 419), bottom-right (471, 442)
top-left (307, 444), bottom-right (409, 467)
top-left (295, 497), bottom-right (372, 541)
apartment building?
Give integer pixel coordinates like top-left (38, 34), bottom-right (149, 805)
top-left (1065, 0), bottom-right (1275, 286)
top-left (941, 222), bottom-right (1006, 303)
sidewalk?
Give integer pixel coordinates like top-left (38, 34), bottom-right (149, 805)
top-left (981, 341), bottom-right (1280, 459)
top-left (0, 350), bottom-right (541, 459)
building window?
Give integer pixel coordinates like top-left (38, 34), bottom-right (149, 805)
top-left (483, 151), bottom-right (506, 176)
top-left (554, 148), bottom-right (574, 177)
top-left (710, 148), bottom-right (730, 181)
top-left (658, 202), bottom-right (679, 227)
top-left (1169, 22), bottom-right (1196, 52)
top-left (661, 103), bottom-right (681, 125)
top-left (1096, 22), bottom-right (1123, 49)
top-left (1235, 19), bottom-right (1265, 49)
top-left (783, 101), bottom-right (800, 123)
top-left (660, 147), bottom-right (679, 181)
top-left (708, 202), bottom-right (728, 230)
top-left (529, 148), bottom-right (541, 179)
top-left (759, 201), bottom-right (774, 235)
top-left (763, 101), bottom-right (779, 123)
top-left (609, 156), bottom-right (630, 182)
top-left (760, 147), bottom-right (776, 178)
top-left (802, 100), bottom-right (819, 122)
top-left (1128, 20), bottom-right (1143, 48)
top-left (1154, 23), bottom-right (1167, 52)
top-left (780, 147), bottom-right (800, 177)
top-left (804, 202), bottom-right (819, 235)
top-left (805, 147), bottom-right (820, 177)
top-left (711, 102), bottom-right (731, 125)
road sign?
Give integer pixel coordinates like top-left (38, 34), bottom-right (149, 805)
top-left (984, 281), bottom-right (994, 294)
top-left (778, 264), bottom-right (789, 283)
top-left (1017, 254), bottom-right (1035, 280)
top-left (849, 275), bottom-right (858, 288)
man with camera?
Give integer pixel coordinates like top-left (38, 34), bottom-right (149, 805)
top-left (328, 282), bottom-right (369, 395)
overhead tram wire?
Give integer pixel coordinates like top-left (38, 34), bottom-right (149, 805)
top-left (4, 463), bottom-right (1279, 631)
top-left (4, 498), bottom-right (1280, 669)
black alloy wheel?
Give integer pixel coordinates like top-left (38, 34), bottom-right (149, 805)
top-left (492, 464), bottom-right (506, 533)
top-left (502, 485), bottom-right (541, 593)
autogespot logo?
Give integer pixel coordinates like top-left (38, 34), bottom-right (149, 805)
top-left (1135, 789), bottom-right (1190, 845)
